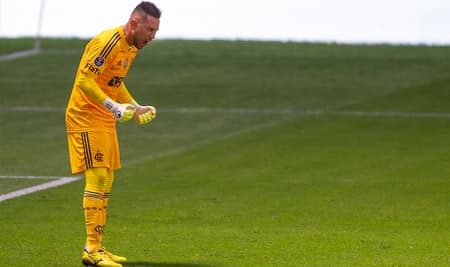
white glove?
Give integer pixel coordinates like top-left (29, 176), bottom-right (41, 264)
top-left (103, 97), bottom-right (135, 123)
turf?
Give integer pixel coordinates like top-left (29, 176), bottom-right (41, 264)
top-left (0, 38), bottom-right (449, 266)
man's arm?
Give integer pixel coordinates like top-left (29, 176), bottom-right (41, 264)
top-left (117, 82), bottom-right (156, 125)
top-left (78, 71), bottom-right (108, 104)
top-left (117, 82), bottom-right (137, 105)
top-left (78, 72), bottom-right (135, 122)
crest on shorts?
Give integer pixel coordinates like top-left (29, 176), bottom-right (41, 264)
top-left (94, 151), bottom-right (104, 162)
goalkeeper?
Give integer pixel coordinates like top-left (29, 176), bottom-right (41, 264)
top-left (65, 2), bottom-right (161, 267)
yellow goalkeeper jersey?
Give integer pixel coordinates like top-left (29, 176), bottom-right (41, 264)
top-left (66, 26), bottom-right (137, 133)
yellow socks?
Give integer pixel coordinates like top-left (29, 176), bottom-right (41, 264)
top-left (83, 168), bottom-right (114, 252)
top-left (99, 170), bottom-right (114, 245)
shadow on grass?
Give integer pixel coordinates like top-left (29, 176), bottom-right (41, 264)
top-left (125, 262), bottom-right (217, 267)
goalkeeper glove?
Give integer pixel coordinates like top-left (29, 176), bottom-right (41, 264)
top-left (103, 97), bottom-right (135, 123)
top-left (134, 105), bottom-right (156, 125)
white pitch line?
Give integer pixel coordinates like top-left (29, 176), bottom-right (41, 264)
top-left (163, 108), bottom-right (450, 118)
top-left (2, 105), bottom-right (450, 119)
top-left (122, 119), bottom-right (285, 167)
top-left (0, 48), bottom-right (40, 61)
top-left (1, 106), bottom-right (449, 203)
top-left (0, 106), bottom-right (65, 112)
top-left (0, 115), bottom-right (285, 203)
top-left (0, 176), bottom-right (81, 203)
top-left (0, 175), bottom-right (63, 179)
top-left (321, 110), bottom-right (450, 119)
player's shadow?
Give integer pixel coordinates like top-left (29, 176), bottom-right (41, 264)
top-left (125, 262), bottom-right (218, 267)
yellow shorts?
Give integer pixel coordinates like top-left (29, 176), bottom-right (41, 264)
top-left (67, 131), bottom-right (121, 174)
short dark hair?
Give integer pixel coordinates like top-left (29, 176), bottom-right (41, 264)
top-left (134, 1), bottom-right (161, 18)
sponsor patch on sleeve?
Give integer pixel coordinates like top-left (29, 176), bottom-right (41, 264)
top-left (94, 56), bottom-right (105, 67)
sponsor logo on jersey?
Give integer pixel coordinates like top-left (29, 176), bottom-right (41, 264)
top-left (111, 58), bottom-right (130, 70)
top-left (108, 76), bottom-right (124, 87)
top-left (111, 60), bottom-right (122, 70)
top-left (94, 56), bottom-right (105, 67)
top-left (84, 62), bottom-right (100, 75)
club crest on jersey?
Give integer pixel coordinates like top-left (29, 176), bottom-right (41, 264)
top-left (94, 56), bottom-right (105, 67)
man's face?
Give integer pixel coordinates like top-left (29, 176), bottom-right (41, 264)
top-left (133, 15), bottom-right (160, 49)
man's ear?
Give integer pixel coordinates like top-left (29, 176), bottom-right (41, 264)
top-left (130, 19), bottom-right (138, 30)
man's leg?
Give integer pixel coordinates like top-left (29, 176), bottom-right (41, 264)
top-left (99, 169), bottom-right (114, 245)
top-left (82, 168), bottom-right (123, 267)
top-left (83, 167), bottom-right (108, 253)
top-left (99, 169), bottom-right (127, 263)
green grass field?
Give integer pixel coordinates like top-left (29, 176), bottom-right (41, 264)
top-left (0, 38), bottom-right (449, 267)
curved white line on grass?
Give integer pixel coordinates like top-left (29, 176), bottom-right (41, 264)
top-left (0, 176), bottom-right (81, 203)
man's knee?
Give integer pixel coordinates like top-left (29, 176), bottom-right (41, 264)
top-left (85, 168), bottom-right (108, 192)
